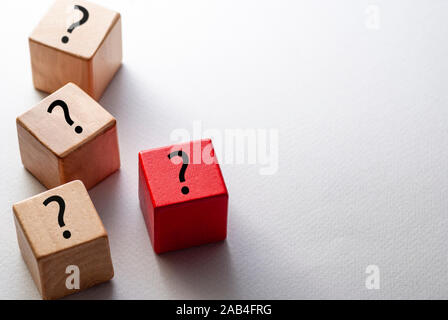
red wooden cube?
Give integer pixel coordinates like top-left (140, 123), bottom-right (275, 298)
top-left (138, 139), bottom-right (229, 254)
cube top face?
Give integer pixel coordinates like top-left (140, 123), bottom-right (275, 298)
top-left (13, 180), bottom-right (107, 259)
top-left (30, 0), bottom-right (120, 60)
top-left (17, 83), bottom-right (115, 158)
top-left (139, 139), bottom-right (228, 208)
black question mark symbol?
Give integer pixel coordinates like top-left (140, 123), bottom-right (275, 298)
top-left (47, 100), bottom-right (83, 134)
top-left (61, 5), bottom-right (89, 44)
top-left (43, 195), bottom-right (71, 239)
top-left (168, 150), bottom-right (190, 195)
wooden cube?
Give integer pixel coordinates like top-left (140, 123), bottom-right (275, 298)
top-left (17, 82), bottom-right (120, 190)
top-left (29, 0), bottom-right (122, 100)
top-left (12, 180), bottom-right (114, 300)
top-left (139, 139), bottom-right (229, 253)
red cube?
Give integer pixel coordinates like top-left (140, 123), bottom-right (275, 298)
top-left (138, 139), bottom-right (229, 254)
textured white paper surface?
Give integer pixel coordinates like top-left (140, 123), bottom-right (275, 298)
top-left (1, 0), bottom-right (448, 299)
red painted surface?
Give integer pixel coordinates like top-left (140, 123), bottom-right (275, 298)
top-left (138, 139), bottom-right (229, 254)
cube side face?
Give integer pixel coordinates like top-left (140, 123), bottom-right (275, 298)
top-left (61, 124), bottom-right (120, 189)
top-left (91, 16), bottom-right (123, 100)
top-left (17, 121), bottom-right (61, 189)
top-left (156, 194), bottom-right (229, 254)
top-left (13, 214), bottom-right (43, 296)
top-left (138, 157), bottom-right (156, 249)
top-left (39, 236), bottom-right (114, 300)
top-left (29, 39), bottom-right (91, 96)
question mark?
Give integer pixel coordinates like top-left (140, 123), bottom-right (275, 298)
top-left (61, 5), bottom-right (89, 44)
top-left (43, 195), bottom-right (71, 239)
top-left (47, 100), bottom-right (83, 134)
top-left (168, 150), bottom-right (190, 195)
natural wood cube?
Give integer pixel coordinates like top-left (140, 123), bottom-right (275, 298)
top-left (13, 180), bottom-right (114, 300)
top-left (29, 0), bottom-right (122, 100)
top-left (17, 82), bottom-right (120, 190)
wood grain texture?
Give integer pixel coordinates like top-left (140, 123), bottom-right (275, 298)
top-left (17, 82), bottom-right (120, 189)
top-left (62, 125), bottom-right (120, 190)
top-left (29, 0), bottom-right (122, 100)
top-left (12, 180), bottom-right (114, 300)
top-left (14, 215), bottom-right (43, 294)
top-left (91, 16), bottom-right (123, 100)
top-left (17, 123), bottom-right (61, 189)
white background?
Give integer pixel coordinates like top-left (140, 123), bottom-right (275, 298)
top-left (1, 0), bottom-right (448, 299)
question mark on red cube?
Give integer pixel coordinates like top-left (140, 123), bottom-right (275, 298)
top-left (138, 139), bottom-right (229, 254)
